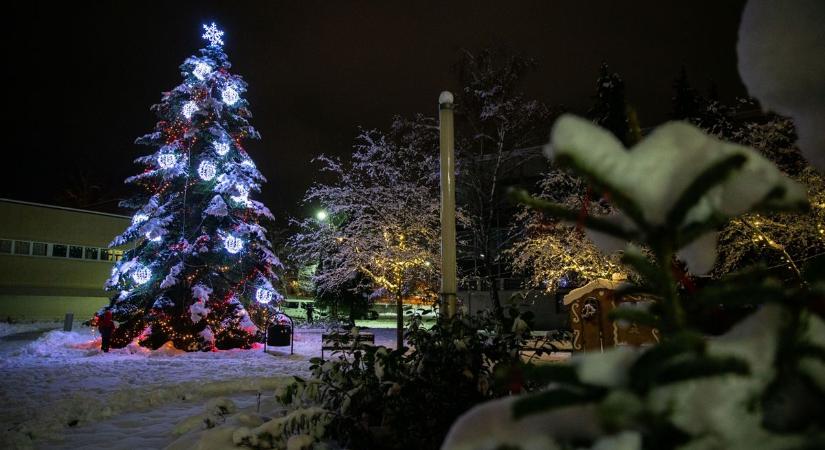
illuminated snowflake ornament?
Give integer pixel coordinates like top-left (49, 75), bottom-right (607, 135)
top-left (198, 160), bottom-right (217, 181)
top-left (255, 288), bottom-right (273, 304)
top-left (157, 153), bottom-right (177, 169)
top-left (202, 23), bottom-right (224, 47)
top-left (182, 101), bottom-right (199, 119)
top-left (221, 86), bottom-right (239, 106)
top-left (192, 62), bottom-right (212, 81)
top-left (214, 141), bottom-right (230, 156)
top-left (132, 265), bottom-right (152, 285)
top-left (224, 235), bottom-right (244, 254)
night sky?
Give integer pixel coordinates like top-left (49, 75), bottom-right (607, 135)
top-left (6, 1), bottom-right (748, 220)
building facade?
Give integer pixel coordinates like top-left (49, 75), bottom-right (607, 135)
top-left (0, 199), bottom-right (130, 321)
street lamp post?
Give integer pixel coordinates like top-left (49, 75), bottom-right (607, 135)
top-left (438, 92), bottom-right (457, 318)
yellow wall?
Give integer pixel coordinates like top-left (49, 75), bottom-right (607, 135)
top-left (0, 200), bottom-right (131, 320)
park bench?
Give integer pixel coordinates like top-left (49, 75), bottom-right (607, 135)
top-left (321, 331), bottom-right (375, 360)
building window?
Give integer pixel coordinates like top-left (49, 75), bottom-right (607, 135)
top-left (52, 244), bottom-right (68, 257)
top-left (32, 242), bottom-right (47, 256)
top-left (14, 241), bottom-right (31, 255)
top-left (84, 247), bottom-right (99, 260)
top-left (0, 239), bottom-right (11, 254)
top-left (101, 249), bottom-right (112, 261)
top-left (68, 246), bottom-right (83, 259)
top-left (113, 250), bottom-right (124, 261)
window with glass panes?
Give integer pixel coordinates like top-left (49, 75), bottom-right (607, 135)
top-left (14, 241), bottom-right (31, 255)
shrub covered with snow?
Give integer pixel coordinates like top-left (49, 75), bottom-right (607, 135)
top-left (451, 114), bottom-right (825, 448)
top-left (269, 312), bottom-right (533, 450)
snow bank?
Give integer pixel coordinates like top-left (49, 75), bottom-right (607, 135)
top-left (0, 328), bottom-right (396, 448)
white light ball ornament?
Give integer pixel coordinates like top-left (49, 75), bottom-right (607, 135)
top-left (221, 86), bottom-right (239, 106)
top-left (132, 265), bottom-right (152, 285)
top-left (224, 235), bottom-right (244, 254)
top-left (198, 160), bottom-right (217, 181)
top-left (255, 288), bottom-right (273, 304)
top-left (192, 62), bottom-right (212, 81)
top-left (182, 101), bottom-right (199, 119)
top-left (158, 153), bottom-right (177, 169)
top-left (214, 142), bottom-right (230, 156)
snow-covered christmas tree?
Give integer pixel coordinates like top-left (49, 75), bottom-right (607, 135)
top-left (104, 23), bottom-right (282, 351)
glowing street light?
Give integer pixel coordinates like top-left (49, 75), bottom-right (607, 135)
top-left (316, 210), bottom-right (328, 222)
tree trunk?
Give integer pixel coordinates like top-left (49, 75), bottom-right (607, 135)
top-left (486, 262), bottom-right (503, 320)
top-left (396, 289), bottom-right (404, 350)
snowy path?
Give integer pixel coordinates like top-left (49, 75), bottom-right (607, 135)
top-left (0, 326), bottom-right (396, 449)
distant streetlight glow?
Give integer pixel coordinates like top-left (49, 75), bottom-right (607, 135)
top-left (316, 210), bottom-right (328, 222)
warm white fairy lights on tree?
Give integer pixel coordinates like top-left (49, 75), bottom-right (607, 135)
top-left (508, 169), bottom-right (622, 290)
top-left (105, 23), bottom-right (282, 351)
top-left (289, 117), bottom-right (441, 349)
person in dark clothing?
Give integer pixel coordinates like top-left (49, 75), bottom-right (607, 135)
top-left (98, 310), bottom-right (116, 352)
top-left (305, 303), bottom-right (314, 324)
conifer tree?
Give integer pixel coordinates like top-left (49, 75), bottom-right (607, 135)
top-left (104, 24), bottom-right (282, 351)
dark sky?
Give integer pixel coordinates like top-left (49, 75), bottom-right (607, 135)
top-left (5, 1), bottom-right (747, 221)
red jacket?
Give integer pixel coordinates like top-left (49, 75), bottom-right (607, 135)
top-left (98, 311), bottom-right (116, 333)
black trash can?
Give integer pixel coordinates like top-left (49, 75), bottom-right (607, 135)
top-left (267, 324), bottom-right (291, 347)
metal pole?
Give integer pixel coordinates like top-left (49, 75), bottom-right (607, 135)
top-left (438, 91), bottom-right (457, 318)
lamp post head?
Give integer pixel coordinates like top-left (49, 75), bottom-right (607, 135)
top-left (438, 91), bottom-right (454, 105)
top-left (316, 210), bottom-right (328, 222)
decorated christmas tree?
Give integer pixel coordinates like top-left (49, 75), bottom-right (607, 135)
top-left (104, 23), bottom-right (282, 351)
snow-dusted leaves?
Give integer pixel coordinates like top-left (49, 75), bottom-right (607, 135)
top-left (189, 300), bottom-right (210, 324)
top-left (160, 262), bottom-right (185, 289)
top-left (192, 283), bottom-right (213, 302)
top-left (548, 114), bottom-right (806, 228)
top-left (205, 195), bottom-right (229, 217)
top-left (545, 114), bottom-right (807, 274)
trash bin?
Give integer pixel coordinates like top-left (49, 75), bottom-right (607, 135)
top-left (267, 324), bottom-right (291, 347)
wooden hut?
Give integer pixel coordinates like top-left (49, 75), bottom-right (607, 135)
top-left (563, 279), bottom-right (660, 352)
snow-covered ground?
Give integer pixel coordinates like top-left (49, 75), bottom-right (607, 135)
top-left (0, 324), bottom-right (396, 449)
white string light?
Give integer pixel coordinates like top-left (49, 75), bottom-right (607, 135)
top-left (158, 153), bottom-right (177, 169)
top-left (221, 86), bottom-right (239, 105)
top-left (198, 160), bottom-right (217, 181)
top-left (224, 235), bottom-right (244, 254)
top-left (202, 23), bottom-right (224, 47)
top-left (192, 62), bottom-right (212, 81)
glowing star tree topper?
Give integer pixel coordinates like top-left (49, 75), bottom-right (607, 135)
top-left (105, 24), bottom-right (282, 351)
top-left (202, 23), bottom-right (224, 47)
